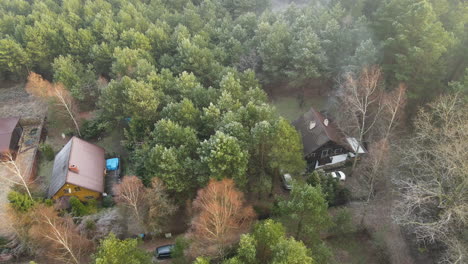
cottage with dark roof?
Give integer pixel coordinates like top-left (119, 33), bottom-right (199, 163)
top-left (48, 137), bottom-right (105, 201)
top-left (292, 107), bottom-right (366, 170)
top-left (0, 117), bottom-right (23, 159)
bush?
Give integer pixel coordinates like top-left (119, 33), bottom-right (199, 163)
top-left (371, 231), bottom-right (391, 263)
top-left (85, 219), bottom-right (97, 231)
top-left (44, 199), bottom-right (54, 206)
top-left (81, 118), bottom-right (110, 140)
top-left (102, 196), bottom-right (115, 208)
top-left (64, 128), bottom-right (76, 137)
top-left (70, 197), bottom-right (97, 216)
top-left (253, 202), bottom-right (273, 220)
top-left (0, 236), bottom-right (8, 248)
top-left (39, 143), bottom-right (55, 161)
top-left (330, 208), bottom-right (355, 236)
top-left (172, 236), bottom-right (190, 264)
top-left (306, 170), bottom-right (350, 207)
top-left (335, 186), bottom-right (351, 206)
top-left (7, 191), bottom-right (35, 212)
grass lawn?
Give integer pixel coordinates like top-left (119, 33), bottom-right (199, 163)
top-left (36, 158), bottom-right (54, 191)
top-left (270, 95), bottom-right (326, 122)
top-left (326, 231), bottom-right (387, 264)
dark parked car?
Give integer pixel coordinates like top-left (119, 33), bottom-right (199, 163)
top-left (154, 244), bottom-right (174, 259)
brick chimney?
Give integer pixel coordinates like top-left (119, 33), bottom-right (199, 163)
top-left (69, 164), bottom-right (79, 173)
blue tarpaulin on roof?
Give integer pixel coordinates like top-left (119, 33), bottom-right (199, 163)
top-left (106, 158), bottom-right (119, 171)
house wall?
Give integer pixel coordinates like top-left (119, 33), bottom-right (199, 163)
top-left (306, 141), bottom-right (347, 166)
top-left (52, 183), bottom-right (101, 201)
top-left (9, 126), bottom-right (22, 151)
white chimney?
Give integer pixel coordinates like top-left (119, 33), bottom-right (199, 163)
top-left (309, 121), bottom-right (316, 130)
top-left (324, 119), bottom-right (329, 126)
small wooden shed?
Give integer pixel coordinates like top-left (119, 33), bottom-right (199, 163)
top-left (0, 117), bottom-right (23, 158)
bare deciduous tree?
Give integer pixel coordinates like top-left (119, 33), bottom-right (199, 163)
top-left (112, 176), bottom-right (147, 228)
top-left (393, 94), bottom-right (468, 263)
top-left (25, 72), bottom-right (81, 136)
top-left (338, 66), bottom-right (385, 171)
top-left (1, 152), bottom-right (33, 199)
top-left (189, 178), bottom-right (255, 258)
top-left (30, 205), bottom-right (93, 264)
top-left (4, 205), bottom-right (36, 257)
top-left (357, 139), bottom-right (390, 203)
top-left (113, 176), bottom-right (177, 235)
top-left (381, 83), bottom-right (406, 140)
top-left (145, 177), bottom-right (177, 234)
top-left (338, 67), bottom-right (406, 198)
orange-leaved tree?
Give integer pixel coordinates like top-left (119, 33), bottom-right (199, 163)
top-left (25, 72), bottom-right (81, 136)
top-left (189, 178), bottom-right (256, 258)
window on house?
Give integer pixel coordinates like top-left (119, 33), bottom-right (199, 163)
top-left (63, 188), bottom-right (71, 194)
top-left (310, 153), bottom-right (316, 158)
top-left (74, 187), bottom-right (81, 192)
top-left (334, 148), bottom-right (342, 155)
top-left (321, 149), bottom-right (329, 158)
top-left (85, 196), bottom-right (94, 200)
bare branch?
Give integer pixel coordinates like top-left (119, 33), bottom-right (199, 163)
top-left (1, 152), bottom-right (33, 199)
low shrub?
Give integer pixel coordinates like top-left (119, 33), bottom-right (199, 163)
top-left (85, 219), bottom-right (96, 231)
top-left (330, 207), bottom-right (355, 236)
top-left (171, 236), bottom-right (190, 264)
top-left (253, 202), bottom-right (273, 220)
top-left (38, 143), bottom-right (55, 161)
top-left (102, 196), bottom-right (115, 208)
top-left (70, 197), bottom-right (98, 216)
top-left (64, 128), bottom-right (75, 137)
top-left (371, 230), bottom-right (391, 263)
top-left (306, 170), bottom-right (351, 207)
top-left (7, 191), bottom-right (35, 212)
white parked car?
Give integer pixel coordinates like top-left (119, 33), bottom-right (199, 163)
top-left (329, 171), bottom-right (346, 181)
top-left (281, 173), bottom-right (293, 190)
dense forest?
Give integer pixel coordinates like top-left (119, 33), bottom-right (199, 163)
top-left (0, 0), bottom-right (467, 263)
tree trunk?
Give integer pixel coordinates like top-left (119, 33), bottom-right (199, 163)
top-left (295, 213), bottom-right (304, 240)
top-left (351, 133), bottom-right (364, 173)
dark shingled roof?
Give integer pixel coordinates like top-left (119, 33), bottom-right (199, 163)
top-left (47, 137), bottom-right (105, 198)
top-left (0, 117), bottom-right (20, 153)
top-left (292, 108), bottom-right (352, 156)
top-left (48, 139), bottom-right (72, 198)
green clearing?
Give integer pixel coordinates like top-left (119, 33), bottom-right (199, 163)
top-left (91, 128), bottom-right (125, 157)
top-left (270, 95), bottom-right (326, 122)
top-left (327, 232), bottom-right (386, 264)
top-left (37, 158), bottom-right (54, 188)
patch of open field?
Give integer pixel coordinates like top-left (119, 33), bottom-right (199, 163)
top-left (327, 230), bottom-right (388, 264)
top-left (271, 95), bottom-right (326, 121)
top-left (0, 85), bottom-right (47, 121)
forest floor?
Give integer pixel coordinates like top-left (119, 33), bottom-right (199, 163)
top-left (343, 172), bottom-right (422, 264)
top-left (326, 230), bottom-right (386, 264)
